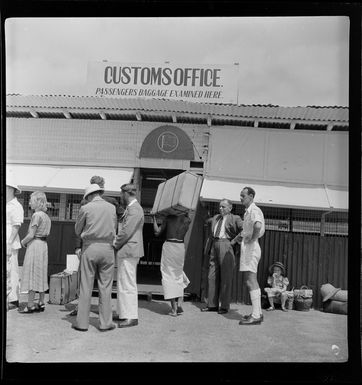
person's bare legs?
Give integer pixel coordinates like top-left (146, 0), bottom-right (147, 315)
top-left (177, 296), bottom-right (184, 313)
top-left (281, 292), bottom-right (288, 311)
top-left (266, 295), bottom-right (275, 310)
top-left (169, 299), bottom-right (177, 316)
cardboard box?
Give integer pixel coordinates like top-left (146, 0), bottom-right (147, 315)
top-left (49, 271), bottom-right (78, 305)
top-left (151, 171), bottom-right (203, 216)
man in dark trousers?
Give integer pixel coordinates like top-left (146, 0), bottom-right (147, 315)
top-left (201, 199), bottom-right (243, 314)
top-left (73, 183), bottom-right (117, 332)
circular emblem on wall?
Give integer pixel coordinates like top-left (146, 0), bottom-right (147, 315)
top-left (157, 131), bottom-right (179, 153)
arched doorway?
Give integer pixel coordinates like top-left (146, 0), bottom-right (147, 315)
top-left (137, 125), bottom-right (196, 287)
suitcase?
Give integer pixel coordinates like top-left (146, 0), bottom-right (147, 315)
top-left (49, 271), bottom-right (78, 305)
top-left (323, 300), bottom-right (347, 315)
top-left (151, 171), bottom-right (203, 216)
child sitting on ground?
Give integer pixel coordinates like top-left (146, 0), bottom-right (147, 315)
top-left (264, 261), bottom-right (289, 312)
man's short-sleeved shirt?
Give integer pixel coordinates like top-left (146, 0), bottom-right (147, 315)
top-left (242, 202), bottom-right (265, 239)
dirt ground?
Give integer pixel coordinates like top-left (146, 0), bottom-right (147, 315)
top-left (6, 293), bottom-right (348, 363)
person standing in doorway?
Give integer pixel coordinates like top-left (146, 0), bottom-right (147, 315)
top-left (238, 187), bottom-right (265, 325)
top-left (73, 184), bottom-right (117, 332)
top-left (6, 176), bottom-right (24, 309)
top-left (153, 212), bottom-right (192, 316)
top-left (113, 184), bottom-right (144, 328)
top-left (201, 199), bottom-right (243, 314)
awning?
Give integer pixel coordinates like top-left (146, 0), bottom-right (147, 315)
top-left (6, 164), bottom-right (134, 195)
top-left (200, 178), bottom-right (348, 211)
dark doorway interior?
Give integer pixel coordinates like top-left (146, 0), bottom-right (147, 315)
top-left (138, 168), bottom-right (184, 285)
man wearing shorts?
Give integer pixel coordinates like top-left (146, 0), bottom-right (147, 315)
top-left (239, 187), bottom-right (265, 325)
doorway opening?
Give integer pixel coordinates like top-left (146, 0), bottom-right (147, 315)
top-left (137, 167), bottom-right (184, 286)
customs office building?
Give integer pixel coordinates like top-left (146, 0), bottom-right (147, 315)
top-left (6, 62), bottom-right (348, 309)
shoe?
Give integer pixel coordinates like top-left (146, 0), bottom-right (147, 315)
top-left (36, 303), bottom-right (45, 312)
top-left (19, 306), bottom-right (37, 314)
top-left (241, 313), bottom-right (264, 322)
top-left (68, 309), bottom-right (78, 316)
top-left (71, 325), bottom-right (88, 332)
top-left (99, 323), bottom-right (117, 332)
top-left (266, 307), bottom-right (275, 311)
top-left (10, 300), bottom-right (19, 308)
top-left (177, 306), bottom-right (184, 314)
top-left (201, 307), bottom-right (218, 312)
top-left (118, 319), bottom-right (138, 328)
top-left (217, 308), bottom-right (228, 314)
top-left (239, 315), bottom-right (262, 325)
top-left (281, 307), bottom-right (288, 312)
top-left (168, 311), bottom-right (178, 317)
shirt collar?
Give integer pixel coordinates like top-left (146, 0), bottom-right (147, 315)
top-left (128, 198), bottom-right (137, 207)
top-left (246, 202), bottom-right (256, 214)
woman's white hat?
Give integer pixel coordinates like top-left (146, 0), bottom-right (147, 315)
top-left (6, 173), bottom-right (22, 194)
top-left (83, 183), bottom-right (104, 199)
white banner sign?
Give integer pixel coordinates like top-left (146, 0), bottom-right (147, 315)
top-left (87, 62), bottom-right (239, 103)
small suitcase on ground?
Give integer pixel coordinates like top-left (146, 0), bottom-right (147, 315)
top-left (151, 171), bottom-right (203, 216)
top-left (323, 300), bottom-right (347, 315)
top-left (49, 271), bottom-right (78, 305)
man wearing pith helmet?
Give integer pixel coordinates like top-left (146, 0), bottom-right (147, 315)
top-left (6, 173), bottom-right (24, 309)
top-left (73, 183), bottom-right (117, 332)
top-left (238, 187), bottom-right (265, 325)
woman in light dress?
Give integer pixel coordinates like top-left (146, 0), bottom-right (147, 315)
top-left (20, 191), bottom-right (51, 314)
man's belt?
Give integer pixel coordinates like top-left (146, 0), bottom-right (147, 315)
top-left (213, 237), bottom-right (231, 242)
top-left (166, 239), bottom-right (184, 243)
top-left (34, 236), bottom-right (47, 241)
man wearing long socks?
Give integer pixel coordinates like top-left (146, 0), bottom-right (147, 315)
top-left (238, 187), bottom-right (265, 325)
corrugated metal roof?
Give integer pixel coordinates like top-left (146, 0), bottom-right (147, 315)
top-left (6, 94), bottom-right (349, 122)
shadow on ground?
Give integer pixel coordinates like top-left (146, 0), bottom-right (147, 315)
top-left (138, 300), bottom-right (171, 315)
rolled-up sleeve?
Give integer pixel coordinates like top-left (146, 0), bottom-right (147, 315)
top-left (11, 203), bottom-right (24, 226)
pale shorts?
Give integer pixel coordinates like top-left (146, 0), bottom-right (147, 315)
top-left (239, 241), bottom-right (261, 273)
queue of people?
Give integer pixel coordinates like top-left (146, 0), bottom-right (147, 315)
top-left (6, 170), bottom-right (271, 330)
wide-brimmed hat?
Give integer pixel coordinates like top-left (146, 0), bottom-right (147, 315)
top-left (83, 184), bottom-right (104, 199)
top-left (6, 174), bottom-right (22, 194)
top-left (320, 283), bottom-right (341, 302)
top-left (269, 261), bottom-right (286, 275)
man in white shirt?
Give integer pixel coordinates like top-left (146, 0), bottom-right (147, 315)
top-left (6, 177), bottom-right (24, 309)
top-left (238, 187), bottom-right (265, 325)
top-left (113, 184), bottom-right (144, 328)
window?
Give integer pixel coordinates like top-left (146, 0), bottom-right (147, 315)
top-left (65, 194), bottom-right (84, 220)
top-left (202, 202), bottom-right (348, 236)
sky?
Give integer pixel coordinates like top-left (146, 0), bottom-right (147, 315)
top-left (5, 17), bottom-right (349, 107)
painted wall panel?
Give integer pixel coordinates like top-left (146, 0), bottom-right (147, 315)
top-left (266, 131), bottom-right (324, 183)
top-left (6, 118), bottom-right (207, 168)
top-left (207, 126), bottom-right (348, 188)
top-left (325, 133), bottom-right (349, 186)
top-left (207, 127), bottom-right (265, 179)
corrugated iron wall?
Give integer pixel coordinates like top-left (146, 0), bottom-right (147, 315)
top-left (231, 231), bottom-right (348, 310)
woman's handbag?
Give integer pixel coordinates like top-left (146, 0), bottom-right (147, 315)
top-left (294, 285), bottom-right (313, 311)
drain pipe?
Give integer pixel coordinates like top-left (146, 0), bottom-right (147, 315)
top-left (321, 210), bottom-right (333, 236)
top-left (321, 184), bottom-right (334, 236)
